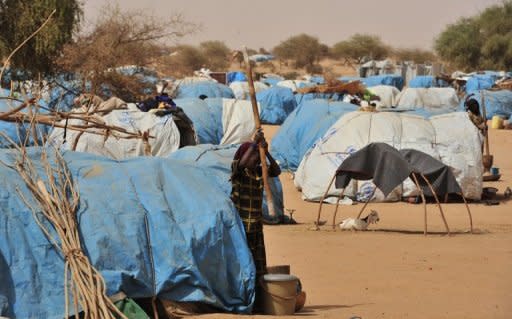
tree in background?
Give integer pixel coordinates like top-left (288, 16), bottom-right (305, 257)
top-left (272, 34), bottom-right (324, 69)
top-left (199, 40), bottom-right (230, 70)
top-left (393, 48), bottom-right (437, 64)
top-left (435, 0), bottom-right (512, 70)
top-left (332, 34), bottom-right (390, 66)
top-left (0, 0), bottom-right (82, 76)
top-left (58, 3), bottom-right (196, 100)
top-left (162, 45), bottom-right (207, 77)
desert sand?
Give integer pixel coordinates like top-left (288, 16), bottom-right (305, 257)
top-left (194, 125), bottom-right (512, 319)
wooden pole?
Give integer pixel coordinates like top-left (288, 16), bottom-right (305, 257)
top-left (356, 187), bottom-right (377, 219)
top-left (331, 189), bottom-right (346, 230)
top-left (481, 91), bottom-right (490, 157)
top-left (460, 193), bottom-right (474, 234)
top-left (411, 173), bottom-right (428, 236)
top-left (420, 174), bottom-right (451, 235)
top-left (315, 174), bottom-right (336, 230)
top-left (242, 48), bottom-right (276, 218)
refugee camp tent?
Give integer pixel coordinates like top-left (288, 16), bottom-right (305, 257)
top-left (276, 80), bottom-right (314, 93)
top-left (0, 148), bottom-right (255, 318)
top-left (256, 86), bottom-right (297, 124)
top-left (174, 81), bottom-right (234, 99)
top-left (465, 73), bottom-right (499, 93)
top-left (460, 90), bottom-right (512, 119)
top-left (220, 99), bottom-right (261, 145)
top-left (295, 111), bottom-right (483, 202)
top-left (175, 98), bottom-right (224, 144)
top-left (394, 88), bottom-right (459, 111)
top-left (229, 81), bottom-right (269, 100)
top-left (249, 54), bottom-right (274, 62)
top-left (362, 75), bottom-right (404, 90)
top-left (169, 144), bottom-right (285, 222)
top-left (260, 74), bottom-right (284, 87)
top-left (47, 103), bottom-right (194, 159)
top-left (270, 100), bottom-right (358, 171)
top-left (367, 85), bottom-right (400, 108)
top-left (227, 72), bottom-right (247, 85)
top-left (408, 76), bottom-right (450, 88)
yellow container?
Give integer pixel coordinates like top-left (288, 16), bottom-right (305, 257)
top-left (261, 274), bottom-right (298, 315)
top-left (491, 115), bottom-right (504, 129)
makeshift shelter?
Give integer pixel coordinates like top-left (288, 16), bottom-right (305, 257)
top-left (229, 81), bottom-right (269, 100)
top-left (276, 80), bottom-right (314, 93)
top-left (408, 76), bottom-right (450, 88)
top-left (270, 100), bottom-right (358, 171)
top-left (460, 90), bottom-right (512, 120)
top-left (367, 85), bottom-right (400, 108)
top-left (0, 148), bottom-right (255, 318)
top-left (227, 72), bottom-right (247, 85)
top-left (175, 98), bottom-right (224, 144)
top-left (315, 143), bottom-right (472, 234)
top-left (47, 103), bottom-right (197, 159)
top-left (362, 75), bottom-right (404, 90)
top-left (295, 111), bottom-right (483, 202)
top-left (174, 81), bottom-right (234, 99)
top-left (395, 88), bottom-right (460, 111)
top-left (256, 86), bottom-right (297, 124)
top-left (169, 144), bottom-right (285, 222)
top-left (260, 74), bottom-right (284, 87)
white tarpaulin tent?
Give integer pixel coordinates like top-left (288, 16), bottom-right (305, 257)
top-left (368, 85), bottom-right (400, 108)
top-left (220, 98), bottom-right (261, 145)
top-left (295, 111), bottom-right (483, 202)
top-left (47, 104), bottom-right (181, 159)
top-left (276, 80), bottom-right (313, 93)
top-left (394, 87), bottom-right (459, 110)
top-left (229, 81), bottom-right (269, 99)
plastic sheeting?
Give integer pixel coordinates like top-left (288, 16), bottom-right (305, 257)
top-left (175, 82), bottom-right (234, 99)
top-left (276, 80), bottom-right (314, 93)
top-left (270, 99), bottom-right (358, 171)
top-left (460, 90), bottom-right (512, 120)
top-left (368, 85), bottom-right (400, 108)
top-left (362, 75), bottom-right (404, 90)
top-left (221, 99), bottom-right (260, 145)
top-left (227, 72), bottom-right (247, 85)
top-left (465, 74), bottom-right (497, 94)
top-left (47, 104), bottom-right (181, 159)
top-left (256, 87), bottom-right (297, 124)
top-left (395, 88), bottom-right (460, 111)
top-left (295, 111), bottom-right (483, 202)
top-left (229, 81), bottom-right (269, 100)
top-left (176, 98), bottom-right (224, 144)
top-left (0, 149), bottom-right (255, 318)
top-left (260, 74), bottom-right (284, 87)
top-left (408, 76), bottom-right (450, 88)
top-left (169, 144), bottom-right (284, 220)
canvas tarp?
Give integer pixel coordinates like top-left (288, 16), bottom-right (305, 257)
top-left (169, 144), bottom-right (284, 221)
top-left (295, 111), bottom-right (483, 202)
top-left (460, 90), bottom-right (512, 120)
top-left (47, 104), bottom-right (181, 159)
top-left (221, 99), bottom-right (261, 145)
top-left (175, 82), bottom-right (234, 99)
top-left (0, 148), bottom-right (255, 318)
top-left (395, 88), bottom-right (460, 111)
top-left (270, 100), bottom-right (358, 171)
top-left (175, 98), bottom-right (224, 144)
top-left (256, 86), bottom-right (297, 124)
top-left (408, 76), bottom-right (450, 88)
top-left (368, 85), bottom-right (400, 108)
top-left (276, 80), bottom-right (314, 93)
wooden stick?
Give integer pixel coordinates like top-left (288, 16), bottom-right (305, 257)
top-left (460, 193), bottom-right (474, 234)
top-left (356, 187), bottom-right (376, 219)
top-left (411, 173), bottom-right (428, 236)
top-left (420, 174), bottom-right (451, 235)
top-left (481, 91), bottom-right (490, 157)
top-left (316, 174), bottom-right (336, 229)
top-left (331, 189), bottom-right (346, 230)
top-left (242, 47), bottom-right (276, 218)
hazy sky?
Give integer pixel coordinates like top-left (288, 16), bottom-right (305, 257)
top-left (83, 0), bottom-right (502, 50)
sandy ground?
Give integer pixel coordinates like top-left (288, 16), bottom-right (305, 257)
top-left (193, 125), bottom-right (512, 319)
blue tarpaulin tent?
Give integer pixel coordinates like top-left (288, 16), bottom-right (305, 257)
top-left (338, 75), bottom-right (404, 90)
top-left (408, 76), bottom-right (449, 88)
top-left (270, 99), bottom-right (358, 171)
top-left (465, 74), bottom-right (497, 94)
top-left (169, 144), bottom-right (284, 221)
top-left (175, 98), bottom-right (224, 144)
top-left (227, 72), bottom-right (247, 85)
top-left (460, 90), bottom-right (512, 119)
top-left (175, 82), bottom-right (234, 99)
top-left (256, 87), bottom-right (297, 124)
top-left (0, 149), bottom-right (255, 318)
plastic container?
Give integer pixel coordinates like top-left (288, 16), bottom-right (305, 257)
top-left (261, 274), bottom-right (298, 315)
top-left (490, 167), bottom-right (500, 175)
top-left (491, 115), bottom-right (504, 129)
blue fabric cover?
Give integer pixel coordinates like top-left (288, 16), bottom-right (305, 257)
top-left (260, 75), bottom-right (284, 87)
top-left (270, 100), bottom-right (358, 171)
top-left (175, 82), bottom-right (234, 99)
top-left (362, 75), bottom-right (404, 90)
top-left (256, 87), bottom-right (297, 124)
top-left (175, 98), bottom-right (224, 144)
top-left (465, 74), bottom-right (497, 94)
top-left (460, 90), bottom-right (512, 119)
top-left (169, 144), bottom-right (284, 220)
top-left (309, 76), bottom-right (325, 84)
top-left (408, 76), bottom-right (450, 88)
top-left (0, 149), bottom-right (255, 318)
top-left (227, 72), bottom-right (247, 85)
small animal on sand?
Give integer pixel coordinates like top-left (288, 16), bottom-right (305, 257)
top-left (339, 210), bottom-right (380, 231)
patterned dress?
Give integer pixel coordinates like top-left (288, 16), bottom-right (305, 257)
top-left (230, 160), bottom-right (267, 309)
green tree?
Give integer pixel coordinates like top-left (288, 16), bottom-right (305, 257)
top-left (331, 34), bottom-right (390, 65)
top-left (272, 34), bottom-right (324, 68)
top-left (0, 0), bottom-right (82, 75)
top-left (199, 40), bottom-right (230, 70)
top-left (393, 48), bottom-right (437, 63)
top-left (434, 1), bottom-right (512, 70)
top-left (163, 45), bottom-right (207, 77)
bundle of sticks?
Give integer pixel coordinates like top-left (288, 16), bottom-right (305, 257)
top-left (296, 79), bottom-right (366, 95)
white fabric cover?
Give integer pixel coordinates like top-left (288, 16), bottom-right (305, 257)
top-left (48, 104), bottom-right (181, 160)
top-left (276, 80), bottom-right (311, 93)
top-left (229, 81), bottom-right (268, 99)
top-left (368, 85), bottom-right (400, 108)
top-left (220, 99), bottom-right (260, 145)
top-left (295, 111), bottom-right (483, 202)
top-left (395, 88), bottom-right (459, 110)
